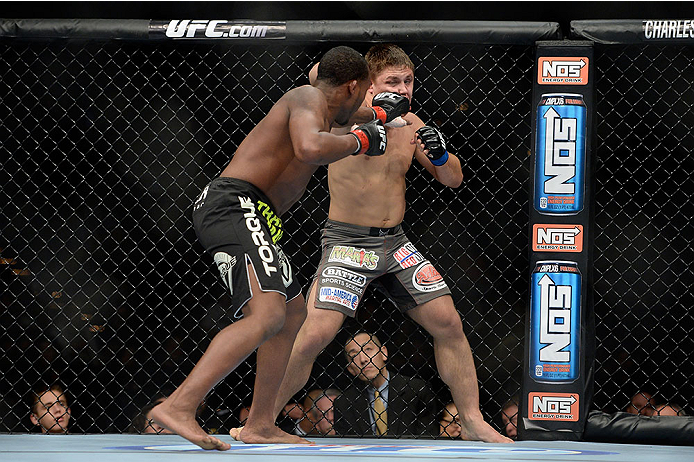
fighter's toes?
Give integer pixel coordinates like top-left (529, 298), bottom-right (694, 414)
top-left (229, 426), bottom-right (243, 441)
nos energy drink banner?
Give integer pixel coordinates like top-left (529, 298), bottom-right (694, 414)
top-left (520, 42), bottom-right (596, 442)
top-left (535, 94), bottom-right (586, 215)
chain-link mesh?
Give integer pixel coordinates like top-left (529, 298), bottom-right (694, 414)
top-left (592, 44), bottom-right (694, 417)
top-left (3, 37), bottom-right (690, 437)
top-left (0, 39), bottom-right (532, 435)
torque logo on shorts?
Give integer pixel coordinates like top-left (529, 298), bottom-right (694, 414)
top-left (239, 196), bottom-right (277, 277)
top-left (412, 263), bottom-right (447, 292)
top-left (533, 225), bottom-right (583, 252)
top-left (538, 57), bottom-right (589, 85)
top-left (319, 287), bottom-right (359, 311)
top-left (394, 243), bottom-right (424, 269)
top-left (329, 246), bottom-right (379, 270)
top-left (529, 392), bottom-right (579, 421)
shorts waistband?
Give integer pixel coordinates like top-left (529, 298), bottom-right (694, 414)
top-left (211, 176), bottom-right (279, 214)
top-left (325, 219), bottom-right (402, 237)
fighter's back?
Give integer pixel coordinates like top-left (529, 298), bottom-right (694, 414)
top-left (220, 85), bottom-right (331, 215)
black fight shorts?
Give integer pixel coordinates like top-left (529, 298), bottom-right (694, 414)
top-left (192, 177), bottom-right (301, 318)
top-left (312, 219), bottom-right (451, 317)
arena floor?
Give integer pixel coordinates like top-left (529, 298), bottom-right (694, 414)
top-left (1, 434), bottom-right (693, 462)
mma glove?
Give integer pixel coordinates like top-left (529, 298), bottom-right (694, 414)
top-left (416, 125), bottom-right (449, 166)
top-left (371, 92), bottom-right (410, 124)
top-left (350, 119), bottom-right (387, 156)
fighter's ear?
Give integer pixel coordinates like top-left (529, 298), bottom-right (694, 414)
top-left (30, 412), bottom-right (39, 426)
top-left (380, 344), bottom-right (388, 360)
top-left (347, 79), bottom-right (358, 95)
top-left (308, 62), bottom-right (319, 85)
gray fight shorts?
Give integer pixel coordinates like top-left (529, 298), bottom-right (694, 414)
top-left (312, 219), bottom-right (451, 316)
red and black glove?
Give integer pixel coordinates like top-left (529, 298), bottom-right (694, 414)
top-left (350, 120), bottom-right (387, 156)
top-left (371, 92), bottom-right (410, 124)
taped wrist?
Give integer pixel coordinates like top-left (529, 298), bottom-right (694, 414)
top-left (371, 106), bottom-right (387, 124)
top-left (431, 150), bottom-right (449, 166)
top-left (350, 131), bottom-right (367, 155)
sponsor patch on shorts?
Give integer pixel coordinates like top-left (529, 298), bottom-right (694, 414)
top-left (393, 243), bottom-right (424, 269)
top-left (412, 262), bottom-right (447, 292)
top-left (328, 246), bottom-right (379, 270)
top-left (318, 286), bottom-right (359, 311)
top-left (321, 266), bottom-right (367, 286)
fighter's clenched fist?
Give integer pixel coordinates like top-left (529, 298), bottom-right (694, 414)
top-left (371, 92), bottom-right (410, 124)
top-left (350, 119), bottom-right (387, 156)
top-left (415, 125), bottom-right (448, 166)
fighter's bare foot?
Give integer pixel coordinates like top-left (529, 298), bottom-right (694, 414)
top-left (229, 426), bottom-right (243, 441)
top-left (150, 401), bottom-right (231, 450)
top-left (459, 415), bottom-right (514, 443)
top-left (238, 424), bottom-right (310, 444)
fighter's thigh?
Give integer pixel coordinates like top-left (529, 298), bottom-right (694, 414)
top-left (407, 294), bottom-right (464, 339)
top-left (312, 237), bottom-right (382, 316)
top-left (382, 238), bottom-right (452, 312)
top-left (241, 263), bottom-right (287, 321)
top-left (295, 280), bottom-right (346, 354)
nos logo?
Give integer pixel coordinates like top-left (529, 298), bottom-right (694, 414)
top-left (529, 393), bottom-right (579, 421)
top-left (541, 107), bottom-right (577, 195)
top-left (538, 57), bottom-right (589, 85)
top-left (538, 274), bottom-right (572, 362)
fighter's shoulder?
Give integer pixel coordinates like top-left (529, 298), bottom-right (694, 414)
top-left (403, 112), bottom-right (425, 131)
top-left (284, 85), bottom-right (327, 109)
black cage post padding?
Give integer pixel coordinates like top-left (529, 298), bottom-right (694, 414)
top-left (520, 41), bottom-right (596, 441)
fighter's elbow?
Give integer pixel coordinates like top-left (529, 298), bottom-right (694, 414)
top-left (442, 173), bottom-right (463, 189)
top-left (294, 144), bottom-right (323, 164)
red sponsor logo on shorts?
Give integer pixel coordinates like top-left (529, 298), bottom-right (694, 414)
top-left (412, 262), bottom-right (447, 292)
top-left (394, 243), bottom-right (424, 269)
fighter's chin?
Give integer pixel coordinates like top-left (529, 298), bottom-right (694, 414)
top-left (335, 117), bottom-right (350, 126)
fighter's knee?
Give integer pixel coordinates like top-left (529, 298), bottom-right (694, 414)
top-left (256, 304), bottom-right (287, 340)
top-left (295, 326), bottom-right (332, 357)
top-left (428, 307), bottom-right (465, 339)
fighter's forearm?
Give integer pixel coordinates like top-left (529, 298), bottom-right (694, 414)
top-left (433, 152), bottom-right (463, 188)
top-left (294, 132), bottom-right (360, 165)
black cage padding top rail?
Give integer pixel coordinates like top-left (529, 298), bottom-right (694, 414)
top-left (571, 19), bottom-right (694, 44)
top-left (0, 19), bottom-right (561, 43)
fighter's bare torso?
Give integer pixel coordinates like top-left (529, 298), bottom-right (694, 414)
top-left (219, 85), bottom-right (336, 215)
top-left (328, 112), bottom-right (425, 228)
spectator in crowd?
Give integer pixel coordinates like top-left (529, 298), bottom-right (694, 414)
top-left (296, 389), bottom-right (339, 436)
top-left (130, 397), bottom-right (174, 434)
top-left (625, 391), bottom-right (655, 416)
top-left (439, 402), bottom-right (461, 438)
top-left (333, 332), bottom-right (437, 437)
top-left (653, 403), bottom-right (687, 417)
top-left (500, 395), bottom-right (519, 440)
top-left (29, 384), bottom-right (71, 434)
